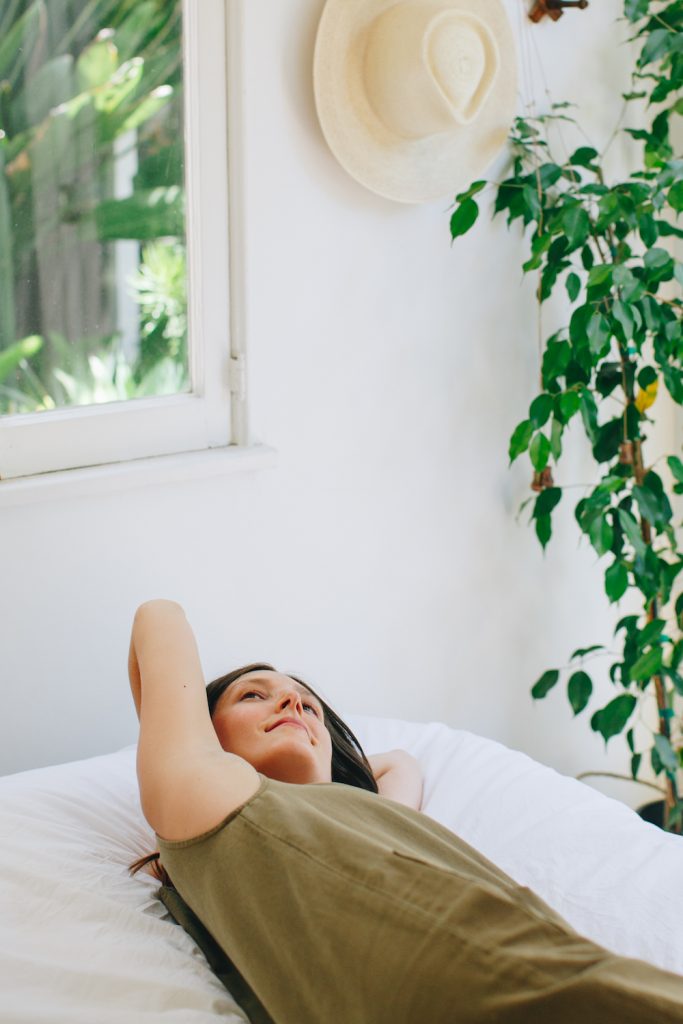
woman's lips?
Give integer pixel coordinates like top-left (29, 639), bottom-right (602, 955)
top-left (268, 718), bottom-right (308, 735)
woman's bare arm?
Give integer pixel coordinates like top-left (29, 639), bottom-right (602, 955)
top-left (368, 750), bottom-right (423, 810)
top-left (129, 599), bottom-right (257, 839)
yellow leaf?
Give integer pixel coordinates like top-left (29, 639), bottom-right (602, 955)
top-left (635, 379), bottom-right (658, 414)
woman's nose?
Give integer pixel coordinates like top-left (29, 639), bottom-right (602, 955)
top-left (275, 689), bottom-right (303, 713)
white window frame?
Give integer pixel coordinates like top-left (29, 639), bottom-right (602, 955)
top-left (0, 0), bottom-right (246, 482)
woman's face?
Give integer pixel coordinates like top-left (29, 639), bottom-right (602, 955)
top-left (211, 670), bottom-right (333, 784)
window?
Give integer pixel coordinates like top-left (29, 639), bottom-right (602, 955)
top-left (0, 0), bottom-right (243, 480)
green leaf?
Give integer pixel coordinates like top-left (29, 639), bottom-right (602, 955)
top-left (626, 727), bottom-right (635, 754)
top-left (637, 365), bottom-right (657, 389)
top-left (534, 487), bottom-right (562, 517)
top-left (589, 515), bottom-right (614, 556)
top-left (631, 752), bottom-right (642, 779)
top-left (612, 300), bottom-right (635, 342)
top-left (630, 646), bottom-right (663, 682)
top-left (591, 693), bottom-right (637, 742)
top-left (569, 304), bottom-right (591, 346)
top-left (562, 205), bottom-right (590, 249)
top-left (633, 546), bottom-right (663, 602)
top-left (595, 362), bottom-right (623, 398)
top-left (669, 181), bottom-right (683, 212)
top-left (638, 212), bottom-right (658, 247)
top-left (530, 432), bottom-right (550, 472)
top-left (568, 670), bottom-right (593, 715)
top-left (529, 394), bottom-right (554, 429)
top-left (587, 264), bottom-right (613, 290)
top-left (586, 313), bottom-right (611, 356)
top-left (653, 734), bottom-right (678, 773)
top-left (643, 247), bottom-right (671, 271)
top-left (624, 0), bottom-right (648, 21)
top-left (509, 420), bottom-right (534, 463)
top-left (455, 180), bottom-right (486, 203)
top-left (569, 147), bottom-right (598, 168)
top-left (94, 187), bottom-right (184, 242)
top-left (615, 614), bottom-right (639, 636)
top-left (666, 668), bottom-right (683, 696)
top-left (613, 264), bottom-right (642, 301)
top-left (673, 635), bottom-right (683, 665)
top-left (523, 232), bottom-right (553, 273)
top-left (593, 419), bottom-right (622, 463)
top-left (535, 514), bottom-right (552, 549)
top-left (570, 644), bottom-right (605, 660)
top-left (77, 37), bottom-right (119, 92)
top-left (605, 560), bottom-right (629, 602)
top-left (0, 334), bottom-right (43, 384)
top-left (531, 669), bottom-right (560, 699)
top-left (542, 339), bottom-right (572, 387)
top-left (0, 0), bottom-right (42, 83)
top-left (565, 272), bottom-right (581, 302)
top-left (550, 418), bottom-right (563, 461)
top-left (633, 482), bottom-right (672, 529)
top-left (536, 163), bottom-right (562, 189)
top-left (450, 198), bottom-right (479, 239)
top-left (579, 390), bottom-right (599, 442)
top-left (617, 508), bottom-right (647, 559)
top-left (651, 745), bottom-right (664, 776)
top-left (667, 456), bottom-right (683, 485)
top-left (521, 184), bottom-right (542, 224)
top-left (554, 391), bottom-right (580, 425)
top-left (640, 29), bottom-right (674, 67)
top-left (637, 619), bottom-right (666, 649)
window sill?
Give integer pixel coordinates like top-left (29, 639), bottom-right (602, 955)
top-left (0, 445), bottom-right (278, 508)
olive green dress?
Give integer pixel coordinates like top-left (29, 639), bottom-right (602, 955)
top-left (156, 775), bottom-right (683, 1024)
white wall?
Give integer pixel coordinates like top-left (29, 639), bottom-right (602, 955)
top-left (1, 0), bottom-right (672, 803)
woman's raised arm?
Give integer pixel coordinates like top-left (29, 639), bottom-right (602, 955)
top-left (129, 600), bottom-right (257, 840)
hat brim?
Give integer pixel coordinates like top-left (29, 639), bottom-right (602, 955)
top-left (313, 0), bottom-right (518, 204)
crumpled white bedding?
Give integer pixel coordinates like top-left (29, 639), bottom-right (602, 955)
top-left (0, 715), bottom-right (681, 1023)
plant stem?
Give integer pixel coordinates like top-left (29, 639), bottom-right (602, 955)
top-left (632, 437), bottom-right (681, 829)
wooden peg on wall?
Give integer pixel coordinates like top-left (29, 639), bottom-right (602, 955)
top-left (529, 0), bottom-right (588, 22)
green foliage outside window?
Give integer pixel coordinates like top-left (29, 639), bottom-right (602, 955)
top-left (451, 0), bottom-right (683, 828)
top-left (0, 0), bottom-right (187, 415)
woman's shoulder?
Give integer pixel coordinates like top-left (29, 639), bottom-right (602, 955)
top-left (153, 750), bottom-right (261, 843)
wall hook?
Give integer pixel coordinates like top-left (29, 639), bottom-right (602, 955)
top-left (529, 0), bottom-right (588, 23)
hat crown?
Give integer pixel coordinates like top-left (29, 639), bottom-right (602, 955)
top-left (364, 3), bottom-right (500, 139)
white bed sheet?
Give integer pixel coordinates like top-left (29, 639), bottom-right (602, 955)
top-left (1, 715), bottom-right (681, 1023)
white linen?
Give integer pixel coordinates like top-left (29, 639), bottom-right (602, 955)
top-left (1, 716), bottom-right (682, 1023)
top-left (0, 745), bottom-right (248, 1023)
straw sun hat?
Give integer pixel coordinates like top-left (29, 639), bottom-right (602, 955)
top-left (313, 0), bottom-right (518, 203)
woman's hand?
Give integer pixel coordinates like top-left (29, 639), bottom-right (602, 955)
top-left (368, 749), bottom-right (423, 811)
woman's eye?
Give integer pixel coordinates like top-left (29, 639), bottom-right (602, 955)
top-left (303, 703), bottom-right (319, 716)
top-left (241, 691), bottom-right (263, 700)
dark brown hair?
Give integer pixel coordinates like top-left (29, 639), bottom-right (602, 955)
top-left (129, 664), bottom-right (377, 886)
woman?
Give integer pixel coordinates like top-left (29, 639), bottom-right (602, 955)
top-left (129, 599), bottom-right (683, 1024)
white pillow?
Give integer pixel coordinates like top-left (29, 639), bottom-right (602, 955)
top-left (1, 715), bottom-right (681, 1024)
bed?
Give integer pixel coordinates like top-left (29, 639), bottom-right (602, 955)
top-left (2, 713), bottom-right (682, 1022)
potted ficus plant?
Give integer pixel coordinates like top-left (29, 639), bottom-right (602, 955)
top-left (450, 0), bottom-right (683, 829)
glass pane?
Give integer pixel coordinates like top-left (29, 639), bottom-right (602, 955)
top-left (0, 0), bottom-right (188, 415)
